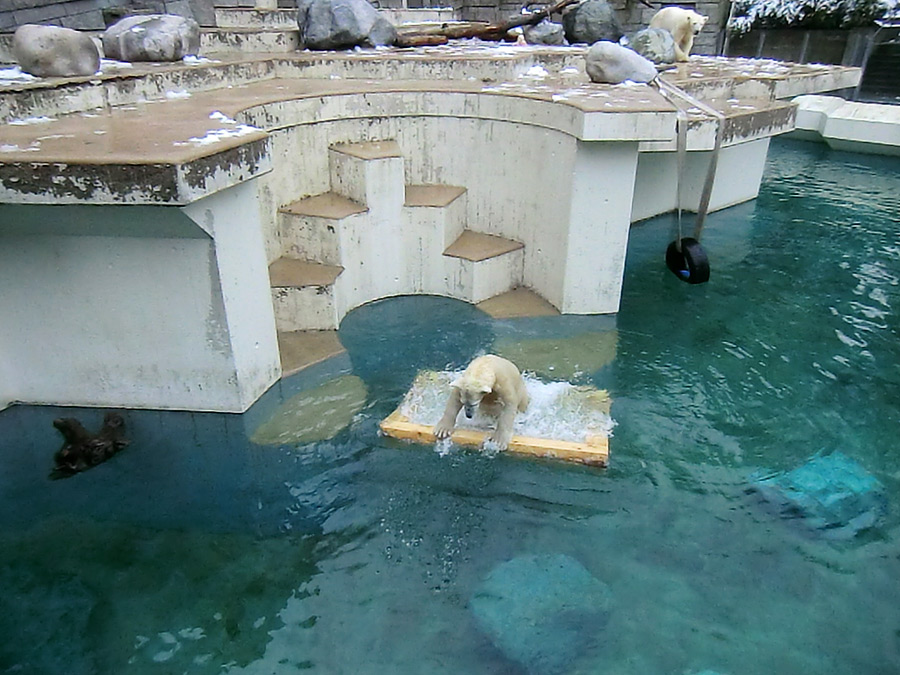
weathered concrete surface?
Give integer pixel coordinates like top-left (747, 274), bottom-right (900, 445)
top-left (792, 94), bottom-right (900, 156)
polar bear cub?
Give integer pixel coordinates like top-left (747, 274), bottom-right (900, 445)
top-left (434, 355), bottom-right (530, 451)
top-left (649, 6), bottom-right (708, 62)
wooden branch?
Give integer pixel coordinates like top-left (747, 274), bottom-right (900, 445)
top-left (395, 0), bottom-right (582, 44)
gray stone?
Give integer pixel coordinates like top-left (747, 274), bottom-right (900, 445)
top-left (13, 24), bottom-right (101, 78)
top-left (523, 19), bottom-right (566, 46)
top-left (470, 553), bottom-right (612, 674)
top-left (561, 0), bottom-right (622, 45)
top-left (298, 0), bottom-right (397, 50)
top-left (585, 41), bottom-right (658, 84)
top-left (630, 27), bottom-right (677, 64)
top-left (102, 14), bottom-right (200, 62)
top-left (752, 452), bottom-right (888, 539)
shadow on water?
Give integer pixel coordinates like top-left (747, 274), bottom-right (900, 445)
top-left (2, 138), bottom-right (900, 674)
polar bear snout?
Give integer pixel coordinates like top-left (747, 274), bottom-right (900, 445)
top-left (464, 404), bottom-right (477, 419)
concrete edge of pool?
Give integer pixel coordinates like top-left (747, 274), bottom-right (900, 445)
top-left (0, 47), bottom-right (873, 413)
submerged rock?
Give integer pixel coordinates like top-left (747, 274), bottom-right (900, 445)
top-left (13, 24), bottom-right (100, 78)
top-left (251, 375), bottom-right (368, 445)
top-left (585, 41), bottom-right (658, 84)
top-left (102, 14), bottom-right (200, 62)
top-left (630, 27), bottom-right (677, 64)
top-left (753, 452), bottom-right (888, 538)
top-left (470, 553), bottom-right (612, 673)
top-left (561, 0), bottom-right (622, 45)
top-left (298, 0), bottom-right (397, 50)
top-left (493, 330), bottom-right (617, 380)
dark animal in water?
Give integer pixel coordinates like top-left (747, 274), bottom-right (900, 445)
top-left (51, 412), bottom-right (130, 479)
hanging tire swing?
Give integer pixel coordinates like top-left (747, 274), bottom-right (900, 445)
top-left (665, 237), bottom-right (709, 284)
top-left (655, 80), bottom-right (725, 286)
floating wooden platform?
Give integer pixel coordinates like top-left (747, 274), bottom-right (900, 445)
top-left (379, 409), bottom-right (609, 467)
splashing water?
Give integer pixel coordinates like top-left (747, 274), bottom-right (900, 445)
top-left (397, 370), bottom-right (616, 444)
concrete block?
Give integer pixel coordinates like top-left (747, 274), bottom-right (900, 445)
top-left (329, 140), bottom-right (405, 212)
top-left (271, 285), bottom-right (339, 331)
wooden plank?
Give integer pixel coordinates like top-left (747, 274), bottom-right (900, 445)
top-left (379, 409), bottom-right (608, 467)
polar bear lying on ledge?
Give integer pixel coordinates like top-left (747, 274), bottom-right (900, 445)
top-left (434, 354), bottom-right (530, 451)
top-left (649, 6), bottom-right (708, 62)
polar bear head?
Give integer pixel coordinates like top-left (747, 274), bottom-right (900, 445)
top-left (687, 10), bottom-right (708, 34)
top-left (451, 370), bottom-right (493, 419)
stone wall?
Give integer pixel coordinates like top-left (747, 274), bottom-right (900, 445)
top-left (2, 0), bottom-right (726, 55)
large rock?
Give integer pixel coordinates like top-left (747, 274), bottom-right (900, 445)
top-left (524, 19), bottom-right (566, 46)
top-left (102, 14), bottom-right (200, 62)
top-left (630, 27), bottom-right (677, 64)
top-left (13, 24), bottom-right (100, 78)
top-left (753, 452), bottom-right (888, 539)
top-left (585, 41), bottom-right (658, 84)
top-left (298, 0), bottom-right (397, 50)
top-left (470, 554), bottom-right (612, 673)
top-left (561, 0), bottom-right (622, 45)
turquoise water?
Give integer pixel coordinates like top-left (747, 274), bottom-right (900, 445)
top-left (2, 138), bottom-right (900, 674)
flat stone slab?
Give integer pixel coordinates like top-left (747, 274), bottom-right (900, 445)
top-left (330, 139), bottom-right (402, 160)
top-left (282, 192), bottom-right (367, 219)
top-left (476, 287), bottom-right (560, 318)
top-left (268, 257), bottom-right (343, 287)
top-left (277, 329), bottom-right (346, 376)
top-left (443, 230), bottom-right (523, 262)
top-left (404, 184), bottom-right (466, 207)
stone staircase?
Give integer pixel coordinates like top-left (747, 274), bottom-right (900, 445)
top-left (205, 6), bottom-right (459, 54)
top-left (268, 139), bottom-right (525, 343)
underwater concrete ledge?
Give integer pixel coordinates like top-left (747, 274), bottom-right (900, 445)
top-left (0, 48), bottom-right (860, 412)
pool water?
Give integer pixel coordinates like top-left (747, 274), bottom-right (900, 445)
top-left (2, 137), bottom-right (900, 674)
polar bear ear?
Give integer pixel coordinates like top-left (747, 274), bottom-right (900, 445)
top-left (479, 384), bottom-right (492, 394)
top-left (450, 377), bottom-right (463, 389)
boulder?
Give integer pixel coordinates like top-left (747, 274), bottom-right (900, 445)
top-left (585, 41), bottom-right (658, 84)
top-left (13, 24), bottom-right (100, 78)
top-left (630, 27), bottom-right (677, 64)
top-left (470, 554), bottom-right (612, 673)
top-left (753, 452), bottom-right (888, 539)
top-left (298, 0), bottom-right (397, 50)
top-left (561, 0), bottom-right (622, 45)
top-left (523, 19), bottom-right (566, 46)
top-left (102, 14), bottom-right (200, 62)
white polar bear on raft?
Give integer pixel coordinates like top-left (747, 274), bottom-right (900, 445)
top-left (649, 6), bottom-right (708, 62)
top-left (433, 354), bottom-right (530, 451)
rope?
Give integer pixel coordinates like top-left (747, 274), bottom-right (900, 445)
top-left (653, 77), bottom-right (727, 243)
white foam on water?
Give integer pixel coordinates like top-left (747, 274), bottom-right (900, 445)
top-left (398, 371), bottom-right (615, 445)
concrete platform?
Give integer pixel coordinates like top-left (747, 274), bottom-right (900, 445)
top-left (792, 94), bottom-right (900, 155)
top-left (444, 230), bottom-right (524, 262)
top-left (477, 287), bottom-right (561, 319)
top-left (276, 330), bottom-right (346, 377)
top-left (0, 47), bottom-right (862, 412)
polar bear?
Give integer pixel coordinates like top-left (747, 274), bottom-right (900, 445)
top-left (649, 6), bottom-right (708, 62)
top-left (433, 355), bottom-right (530, 451)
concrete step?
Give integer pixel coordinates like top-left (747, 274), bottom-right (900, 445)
top-left (279, 192), bottom-right (368, 266)
top-left (329, 140), bottom-right (405, 211)
top-left (200, 27), bottom-right (299, 54)
top-left (269, 257), bottom-right (344, 331)
top-left (404, 184), bottom-right (467, 247)
top-left (379, 8), bottom-right (458, 25)
top-left (215, 7), bottom-right (297, 29)
top-left (277, 329), bottom-right (345, 377)
top-left (443, 230), bottom-right (525, 303)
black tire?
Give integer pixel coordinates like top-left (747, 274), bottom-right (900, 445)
top-left (666, 237), bottom-right (710, 285)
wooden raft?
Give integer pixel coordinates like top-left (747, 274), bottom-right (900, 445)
top-left (380, 409), bottom-right (609, 467)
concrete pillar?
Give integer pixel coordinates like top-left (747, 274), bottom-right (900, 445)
top-left (0, 179), bottom-right (280, 413)
top-left (560, 141), bottom-right (640, 315)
